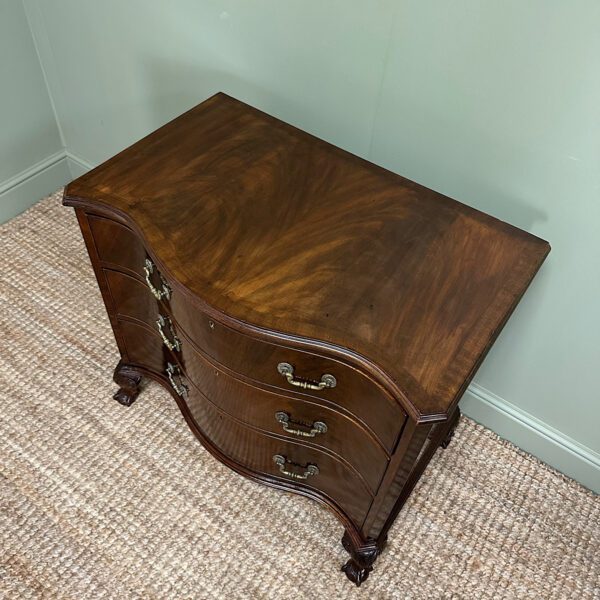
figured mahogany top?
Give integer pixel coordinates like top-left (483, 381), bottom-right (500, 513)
top-left (64, 92), bottom-right (549, 419)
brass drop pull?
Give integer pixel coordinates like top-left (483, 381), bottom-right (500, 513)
top-left (156, 314), bottom-right (181, 352)
top-left (275, 411), bottom-right (327, 438)
top-left (276, 362), bottom-right (337, 391)
top-left (272, 454), bottom-right (319, 480)
top-left (144, 258), bottom-right (171, 300)
top-left (166, 362), bottom-right (188, 397)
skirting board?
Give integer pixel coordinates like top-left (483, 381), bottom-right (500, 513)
top-left (66, 152), bottom-right (94, 179)
top-left (0, 150), bottom-right (72, 223)
top-left (462, 383), bottom-right (600, 494)
top-left (59, 151), bottom-right (600, 496)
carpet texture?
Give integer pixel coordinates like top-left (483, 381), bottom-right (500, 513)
top-left (0, 191), bottom-right (598, 599)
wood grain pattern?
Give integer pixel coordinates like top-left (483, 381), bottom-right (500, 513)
top-left (63, 93), bottom-right (550, 585)
top-left (113, 317), bottom-right (374, 526)
top-left (90, 216), bottom-right (406, 449)
top-left (64, 92), bottom-right (550, 421)
top-left (106, 267), bottom-right (391, 492)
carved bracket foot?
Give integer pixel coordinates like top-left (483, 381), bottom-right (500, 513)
top-left (341, 531), bottom-right (387, 587)
top-left (441, 406), bottom-right (461, 449)
top-left (113, 360), bottom-right (143, 406)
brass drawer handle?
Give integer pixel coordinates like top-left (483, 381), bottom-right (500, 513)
top-left (166, 362), bottom-right (188, 397)
top-left (272, 454), bottom-right (319, 480)
top-left (144, 258), bottom-right (171, 300)
top-left (276, 362), bottom-right (336, 390)
top-left (156, 314), bottom-right (181, 352)
top-left (275, 411), bottom-right (327, 438)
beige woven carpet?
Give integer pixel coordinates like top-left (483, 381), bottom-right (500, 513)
top-left (1, 191), bottom-right (599, 600)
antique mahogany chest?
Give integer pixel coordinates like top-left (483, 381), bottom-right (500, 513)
top-left (63, 92), bottom-right (550, 585)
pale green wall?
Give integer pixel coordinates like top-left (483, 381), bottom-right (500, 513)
top-left (369, 2), bottom-right (600, 486)
top-left (0, 0), bottom-right (68, 221)
top-left (19, 0), bottom-right (600, 490)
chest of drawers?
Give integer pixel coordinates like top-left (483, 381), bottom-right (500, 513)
top-left (63, 93), bottom-right (549, 585)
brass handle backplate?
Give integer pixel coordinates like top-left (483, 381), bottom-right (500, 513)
top-left (275, 411), bottom-right (327, 438)
top-left (276, 362), bottom-right (336, 391)
top-left (156, 314), bottom-right (181, 352)
top-left (144, 258), bottom-right (171, 300)
top-left (272, 454), bottom-right (319, 480)
top-left (166, 362), bottom-right (188, 397)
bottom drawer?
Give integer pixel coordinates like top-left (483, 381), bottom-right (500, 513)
top-left (118, 319), bottom-right (168, 372)
top-left (184, 383), bottom-right (373, 527)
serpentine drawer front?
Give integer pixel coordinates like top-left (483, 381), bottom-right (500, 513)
top-left (63, 93), bottom-right (550, 586)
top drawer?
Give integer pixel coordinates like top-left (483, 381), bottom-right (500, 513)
top-left (89, 214), bottom-right (407, 452)
top-left (87, 214), bottom-right (147, 277)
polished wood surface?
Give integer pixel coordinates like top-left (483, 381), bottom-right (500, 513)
top-left (64, 92), bottom-right (549, 585)
top-left (65, 92), bottom-right (550, 421)
top-left (92, 216), bottom-right (405, 450)
top-left (106, 268), bottom-right (390, 493)
top-left (116, 318), bottom-right (373, 524)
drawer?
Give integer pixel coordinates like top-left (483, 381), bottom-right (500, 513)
top-left (88, 214), bottom-right (147, 278)
top-left (176, 337), bottom-right (388, 494)
top-left (93, 218), bottom-right (406, 452)
top-left (117, 318), bottom-right (169, 373)
top-left (112, 316), bottom-right (372, 526)
top-left (105, 268), bottom-right (158, 324)
top-left (182, 379), bottom-right (373, 527)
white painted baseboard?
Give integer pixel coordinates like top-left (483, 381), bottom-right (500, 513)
top-left (0, 150), bottom-right (72, 223)
top-left (462, 383), bottom-right (599, 493)
top-left (54, 151), bottom-right (600, 495)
